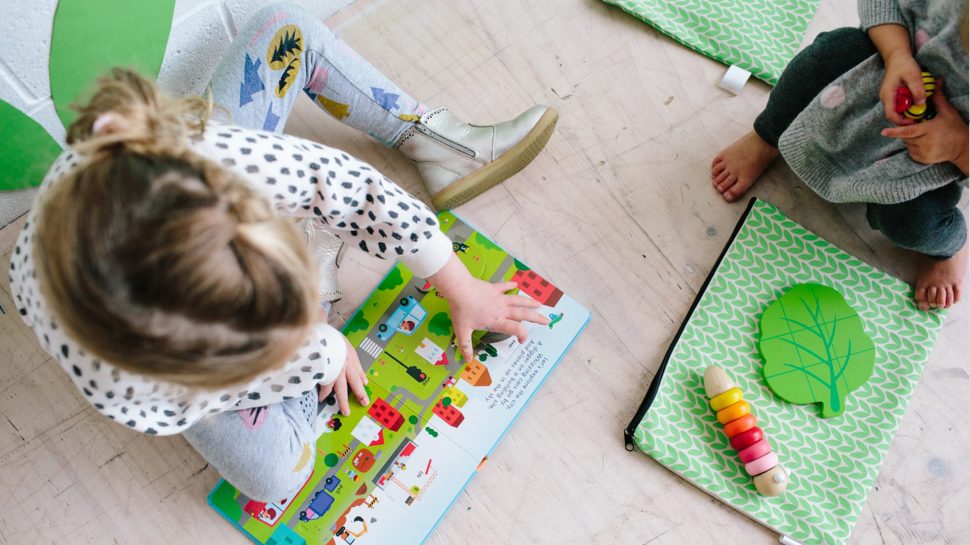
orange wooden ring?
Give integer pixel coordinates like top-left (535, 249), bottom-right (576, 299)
top-left (723, 413), bottom-right (756, 438)
top-left (717, 400), bottom-right (750, 424)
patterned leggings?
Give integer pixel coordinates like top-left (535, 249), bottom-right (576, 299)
top-left (183, 3), bottom-right (424, 502)
top-left (207, 2), bottom-right (427, 146)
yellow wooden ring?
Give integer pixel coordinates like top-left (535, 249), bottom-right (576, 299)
top-left (717, 400), bottom-right (750, 424)
top-left (709, 387), bottom-right (743, 411)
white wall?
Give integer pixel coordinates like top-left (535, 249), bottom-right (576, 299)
top-left (0, 0), bottom-right (353, 227)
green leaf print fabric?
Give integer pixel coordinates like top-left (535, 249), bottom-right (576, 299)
top-left (601, 0), bottom-right (821, 84)
top-left (631, 200), bottom-right (945, 545)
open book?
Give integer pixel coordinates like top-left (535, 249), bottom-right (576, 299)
top-left (209, 212), bottom-right (590, 545)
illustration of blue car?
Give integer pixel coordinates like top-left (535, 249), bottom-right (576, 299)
top-left (376, 297), bottom-right (427, 341)
top-left (299, 476), bottom-right (341, 522)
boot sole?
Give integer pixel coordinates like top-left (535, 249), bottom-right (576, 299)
top-left (430, 107), bottom-right (559, 210)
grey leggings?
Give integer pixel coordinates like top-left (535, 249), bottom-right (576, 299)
top-left (183, 392), bottom-right (322, 501)
top-left (184, 3), bottom-right (422, 502)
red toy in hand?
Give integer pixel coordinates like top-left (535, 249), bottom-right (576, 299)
top-left (894, 71), bottom-right (937, 122)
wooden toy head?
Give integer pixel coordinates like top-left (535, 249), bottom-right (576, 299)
top-left (703, 365), bottom-right (734, 398)
top-left (753, 465), bottom-right (789, 497)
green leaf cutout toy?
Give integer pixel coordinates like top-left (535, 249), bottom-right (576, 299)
top-left (759, 283), bottom-right (875, 418)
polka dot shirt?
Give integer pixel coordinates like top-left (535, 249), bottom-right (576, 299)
top-left (8, 122), bottom-right (452, 436)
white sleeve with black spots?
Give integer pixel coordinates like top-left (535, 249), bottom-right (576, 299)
top-left (9, 150), bottom-right (349, 437)
top-left (193, 123), bottom-right (453, 278)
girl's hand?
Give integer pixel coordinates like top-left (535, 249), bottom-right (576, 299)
top-left (429, 254), bottom-right (550, 362)
top-left (880, 51), bottom-right (926, 126)
top-left (881, 81), bottom-right (970, 174)
top-left (318, 335), bottom-right (369, 416)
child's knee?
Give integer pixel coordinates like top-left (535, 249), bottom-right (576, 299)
top-left (237, 440), bottom-right (315, 501)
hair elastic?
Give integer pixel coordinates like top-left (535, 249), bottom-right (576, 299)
top-left (92, 112), bottom-right (117, 135)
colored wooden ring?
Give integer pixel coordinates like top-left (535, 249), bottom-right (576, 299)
top-left (716, 400), bottom-right (750, 424)
top-left (737, 438), bottom-right (772, 463)
top-left (709, 387), bottom-right (743, 411)
top-left (723, 413), bottom-right (756, 438)
top-left (744, 451), bottom-right (779, 476)
top-left (730, 426), bottom-right (764, 450)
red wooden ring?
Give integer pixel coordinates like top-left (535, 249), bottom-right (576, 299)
top-left (730, 426), bottom-right (764, 451)
top-left (737, 438), bottom-right (772, 463)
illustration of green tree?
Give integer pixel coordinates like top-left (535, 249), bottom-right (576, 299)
top-left (345, 311), bottom-right (370, 333)
top-left (378, 267), bottom-right (404, 291)
top-left (428, 312), bottom-right (453, 337)
top-left (473, 232), bottom-right (502, 252)
top-left (759, 283), bottom-right (875, 418)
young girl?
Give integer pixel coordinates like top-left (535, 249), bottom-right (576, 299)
top-left (711, 0), bottom-right (969, 311)
top-left (8, 4), bottom-right (550, 502)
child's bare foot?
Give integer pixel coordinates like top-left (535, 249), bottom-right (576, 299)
top-left (914, 243), bottom-right (968, 310)
top-left (711, 131), bottom-right (780, 202)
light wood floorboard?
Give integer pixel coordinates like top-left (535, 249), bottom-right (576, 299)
top-left (1, 1), bottom-right (966, 543)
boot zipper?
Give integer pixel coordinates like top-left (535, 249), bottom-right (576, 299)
top-left (414, 123), bottom-right (477, 158)
top-left (623, 198), bottom-right (758, 453)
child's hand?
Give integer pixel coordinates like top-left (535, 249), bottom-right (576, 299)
top-left (881, 81), bottom-right (970, 173)
top-left (318, 335), bottom-right (369, 416)
top-left (429, 254), bottom-right (550, 362)
top-left (448, 278), bottom-right (549, 362)
top-left (880, 51), bottom-right (926, 126)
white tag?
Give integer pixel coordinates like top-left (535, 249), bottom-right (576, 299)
top-left (718, 65), bottom-right (752, 95)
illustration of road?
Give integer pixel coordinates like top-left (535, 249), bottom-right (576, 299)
top-left (286, 220), bottom-right (531, 544)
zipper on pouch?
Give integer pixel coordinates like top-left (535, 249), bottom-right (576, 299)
top-left (623, 198), bottom-right (758, 453)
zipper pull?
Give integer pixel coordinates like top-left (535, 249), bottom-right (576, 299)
top-left (623, 428), bottom-right (635, 452)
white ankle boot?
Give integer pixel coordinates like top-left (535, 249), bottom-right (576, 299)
top-left (396, 105), bottom-right (558, 210)
top-left (303, 218), bottom-right (346, 303)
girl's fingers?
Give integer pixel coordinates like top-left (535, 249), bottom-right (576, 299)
top-left (456, 326), bottom-right (474, 363)
top-left (508, 307), bottom-right (549, 325)
top-left (506, 294), bottom-right (542, 308)
top-left (347, 369), bottom-right (369, 407)
top-left (494, 319), bottom-right (529, 343)
top-left (318, 383), bottom-right (334, 403)
top-left (496, 281), bottom-right (519, 293)
top-left (334, 375), bottom-right (350, 416)
top-left (905, 73), bottom-right (927, 105)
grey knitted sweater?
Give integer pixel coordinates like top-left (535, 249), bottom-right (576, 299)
top-left (778, 0), bottom-right (969, 204)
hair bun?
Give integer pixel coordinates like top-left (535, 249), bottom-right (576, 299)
top-left (66, 68), bottom-right (210, 158)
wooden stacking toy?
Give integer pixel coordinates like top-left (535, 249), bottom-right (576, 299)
top-left (894, 71), bottom-right (937, 122)
top-left (704, 366), bottom-right (788, 497)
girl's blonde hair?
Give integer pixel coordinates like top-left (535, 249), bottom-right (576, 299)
top-left (35, 68), bottom-right (318, 389)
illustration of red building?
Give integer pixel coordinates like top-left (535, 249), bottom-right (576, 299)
top-left (368, 398), bottom-right (404, 432)
top-left (433, 401), bottom-right (465, 428)
top-left (511, 270), bottom-right (563, 307)
top-left (460, 361), bottom-right (492, 387)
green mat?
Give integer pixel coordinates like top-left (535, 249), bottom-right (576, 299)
top-left (603, 0), bottom-right (821, 85)
top-left (624, 199), bottom-right (945, 545)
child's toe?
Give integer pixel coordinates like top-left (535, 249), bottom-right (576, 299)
top-left (714, 170), bottom-right (731, 187)
top-left (926, 286), bottom-right (939, 308)
top-left (936, 286), bottom-right (948, 308)
top-left (718, 174), bottom-right (738, 193)
top-left (712, 162), bottom-right (726, 179)
top-left (915, 286), bottom-right (929, 310)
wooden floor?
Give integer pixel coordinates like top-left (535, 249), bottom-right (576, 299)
top-left (2, 0), bottom-right (967, 543)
